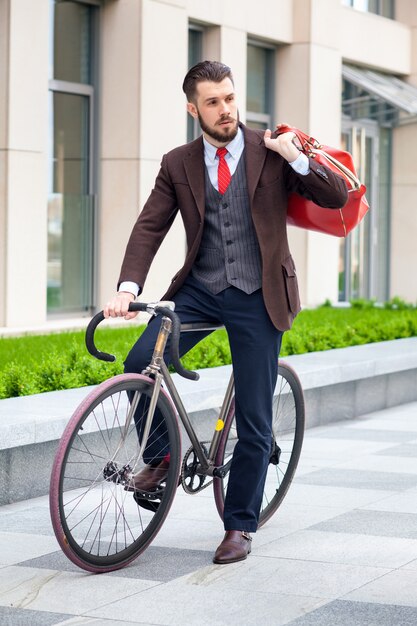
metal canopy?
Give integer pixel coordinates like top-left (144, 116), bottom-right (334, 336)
top-left (342, 64), bottom-right (417, 115)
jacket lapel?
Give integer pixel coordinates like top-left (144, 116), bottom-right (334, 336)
top-left (184, 137), bottom-right (206, 220)
top-left (182, 126), bottom-right (266, 219)
top-left (243, 125), bottom-right (268, 204)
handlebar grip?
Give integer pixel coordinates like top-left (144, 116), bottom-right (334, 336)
top-left (85, 302), bottom-right (199, 381)
top-left (85, 302), bottom-right (149, 362)
top-left (85, 311), bottom-right (116, 362)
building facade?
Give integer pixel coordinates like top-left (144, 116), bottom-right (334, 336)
top-left (1, 0), bottom-right (417, 330)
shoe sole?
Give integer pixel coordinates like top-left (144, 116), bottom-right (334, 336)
top-left (212, 548), bottom-right (251, 565)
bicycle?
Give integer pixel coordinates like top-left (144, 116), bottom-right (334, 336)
top-left (49, 301), bottom-right (305, 573)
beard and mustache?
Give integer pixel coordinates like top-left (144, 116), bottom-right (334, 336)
top-left (197, 110), bottom-right (239, 144)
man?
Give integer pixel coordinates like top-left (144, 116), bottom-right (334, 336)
top-left (104, 61), bottom-right (348, 564)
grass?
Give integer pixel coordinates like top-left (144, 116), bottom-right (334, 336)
top-left (1, 298), bottom-right (416, 399)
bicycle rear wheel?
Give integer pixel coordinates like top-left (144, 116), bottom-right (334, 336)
top-left (213, 361), bottom-right (305, 527)
top-left (50, 374), bottom-right (181, 573)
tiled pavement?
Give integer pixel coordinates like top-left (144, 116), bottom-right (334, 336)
top-left (1, 402), bottom-right (417, 625)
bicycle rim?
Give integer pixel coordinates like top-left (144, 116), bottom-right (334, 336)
top-left (213, 361), bottom-right (305, 527)
top-left (50, 374), bottom-right (180, 573)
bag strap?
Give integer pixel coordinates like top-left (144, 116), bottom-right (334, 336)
top-left (275, 124), bottom-right (321, 154)
top-left (275, 124), bottom-right (361, 191)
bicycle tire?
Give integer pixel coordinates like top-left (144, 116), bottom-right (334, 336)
top-left (213, 361), bottom-right (305, 527)
top-left (49, 374), bottom-right (181, 573)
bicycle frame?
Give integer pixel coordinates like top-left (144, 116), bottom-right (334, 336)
top-left (141, 314), bottom-right (235, 476)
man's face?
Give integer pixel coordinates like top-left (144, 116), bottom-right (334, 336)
top-left (187, 78), bottom-right (239, 146)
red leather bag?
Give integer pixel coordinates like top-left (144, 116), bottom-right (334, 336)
top-left (276, 124), bottom-right (369, 237)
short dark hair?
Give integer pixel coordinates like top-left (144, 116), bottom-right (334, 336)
top-left (182, 61), bottom-right (234, 103)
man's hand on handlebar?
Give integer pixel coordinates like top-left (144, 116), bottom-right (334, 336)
top-left (103, 292), bottom-right (138, 320)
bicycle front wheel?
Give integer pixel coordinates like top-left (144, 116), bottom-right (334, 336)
top-left (213, 361), bottom-right (305, 527)
top-left (50, 374), bottom-right (181, 573)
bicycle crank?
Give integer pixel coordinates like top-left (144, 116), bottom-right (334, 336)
top-left (181, 444), bottom-right (212, 494)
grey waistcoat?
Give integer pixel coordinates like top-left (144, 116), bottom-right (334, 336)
top-left (191, 153), bottom-right (262, 295)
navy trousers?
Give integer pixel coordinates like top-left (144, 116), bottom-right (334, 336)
top-left (124, 276), bottom-right (283, 532)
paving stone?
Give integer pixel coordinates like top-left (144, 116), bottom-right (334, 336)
top-left (0, 566), bottom-right (158, 616)
top-left (310, 509), bottom-right (417, 539)
top-left (21, 544), bottom-right (213, 582)
top-left (345, 568), bottom-right (417, 607)
top-left (375, 443), bottom-right (417, 457)
top-left (362, 489), bottom-right (417, 514)
top-left (295, 468), bottom-right (417, 491)
top-left (0, 606), bottom-right (73, 625)
top-left (307, 427), bottom-right (417, 442)
top-left (0, 507), bottom-right (54, 535)
top-left (287, 599), bottom-right (417, 625)
top-left (256, 529), bottom-right (417, 568)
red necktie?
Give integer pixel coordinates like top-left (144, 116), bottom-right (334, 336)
top-left (216, 147), bottom-right (231, 195)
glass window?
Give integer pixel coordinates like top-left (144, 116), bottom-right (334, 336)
top-left (341, 0), bottom-right (394, 19)
top-left (52, 92), bottom-right (89, 195)
top-left (53, 1), bottom-right (92, 84)
top-left (187, 25), bottom-right (204, 142)
top-left (246, 42), bottom-right (274, 130)
top-left (48, 0), bottom-right (96, 314)
top-left (339, 121), bottom-right (391, 303)
top-left (342, 79), bottom-right (397, 126)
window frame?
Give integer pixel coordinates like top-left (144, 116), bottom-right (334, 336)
top-left (187, 23), bottom-right (205, 142)
top-left (47, 0), bottom-right (99, 315)
top-left (246, 39), bottom-right (275, 130)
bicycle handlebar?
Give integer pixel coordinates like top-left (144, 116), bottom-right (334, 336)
top-left (85, 302), bottom-right (200, 381)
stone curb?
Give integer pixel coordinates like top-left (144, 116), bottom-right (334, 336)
top-left (1, 338), bottom-right (416, 505)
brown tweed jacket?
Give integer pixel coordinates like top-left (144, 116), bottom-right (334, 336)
top-left (118, 124), bottom-right (348, 330)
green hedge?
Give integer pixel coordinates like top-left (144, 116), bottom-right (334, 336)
top-left (1, 299), bottom-right (416, 399)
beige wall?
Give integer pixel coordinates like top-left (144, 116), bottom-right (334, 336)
top-left (0, 0), bottom-right (49, 328)
top-left (187, 0), bottom-right (293, 43)
top-left (98, 0), bottom-right (142, 306)
top-left (391, 124), bottom-right (417, 302)
top-left (391, 2), bottom-right (417, 303)
top-left (98, 0), bottom-right (189, 307)
top-left (340, 6), bottom-right (411, 73)
top-left (396, 0), bottom-right (417, 82)
top-left (276, 0), bottom-right (343, 306)
top-left (0, 0), bottom-right (9, 327)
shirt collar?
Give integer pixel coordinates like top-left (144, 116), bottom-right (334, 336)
top-left (203, 126), bottom-right (244, 163)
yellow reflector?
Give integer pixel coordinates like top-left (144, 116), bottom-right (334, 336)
top-left (215, 419), bottom-right (224, 432)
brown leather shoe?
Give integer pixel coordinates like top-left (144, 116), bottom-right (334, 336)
top-left (125, 459), bottom-right (169, 492)
top-left (213, 531), bottom-right (252, 564)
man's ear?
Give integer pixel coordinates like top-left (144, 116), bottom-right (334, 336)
top-left (187, 102), bottom-right (198, 119)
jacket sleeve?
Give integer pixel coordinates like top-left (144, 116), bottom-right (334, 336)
top-left (284, 157), bottom-right (349, 209)
top-left (117, 154), bottom-right (179, 291)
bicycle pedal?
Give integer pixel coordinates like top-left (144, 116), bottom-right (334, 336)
top-left (131, 485), bottom-right (165, 500)
top-left (133, 491), bottom-right (160, 512)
